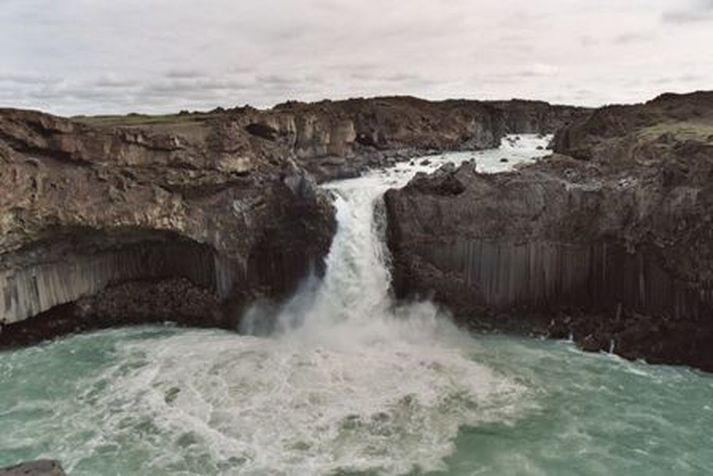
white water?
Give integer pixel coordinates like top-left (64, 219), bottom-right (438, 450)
top-left (1, 135), bottom-right (558, 475)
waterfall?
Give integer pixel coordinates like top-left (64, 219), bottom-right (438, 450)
top-left (239, 169), bottom-right (444, 345)
top-left (240, 134), bottom-right (553, 341)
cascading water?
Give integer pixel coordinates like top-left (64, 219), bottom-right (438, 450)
top-left (243, 134), bottom-right (554, 338)
top-left (240, 182), bottom-right (396, 336)
top-left (2, 135), bottom-right (712, 475)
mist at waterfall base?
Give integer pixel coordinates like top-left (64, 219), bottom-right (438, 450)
top-left (2, 136), bottom-right (712, 475)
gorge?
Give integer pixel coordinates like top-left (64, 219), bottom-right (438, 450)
top-left (1, 93), bottom-right (713, 475)
top-left (0, 97), bottom-right (586, 346)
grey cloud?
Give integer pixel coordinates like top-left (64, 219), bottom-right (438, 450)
top-left (679, 73), bottom-right (705, 83)
top-left (512, 65), bottom-right (560, 78)
top-left (0, 73), bottom-right (58, 85)
top-left (257, 74), bottom-right (296, 86)
top-left (164, 69), bottom-right (205, 79)
top-left (90, 76), bottom-right (142, 89)
top-left (17, 76), bottom-right (252, 111)
top-left (143, 78), bottom-right (253, 96)
top-left (612, 32), bottom-right (656, 44)
top-left (27, 88), bottom-right (65, 100)
top-left (228, 65), bottom-right (254, 74)
top-left (330, 62), bottom-right (380, 72)
top-left (348, 71), bottom-right (440, 86)
top-left (255, 75), bottom-right (329, 98)
top-left (27, 83), bottom-right (131, 103)
top-left (663, 0), bottom-right (713, 23)
top-left (383, 73), bottom-right (430, 83)
top-left (652, 74), bottom-right (705, 85)
top-left (348, 71), bottom-right (377, 81)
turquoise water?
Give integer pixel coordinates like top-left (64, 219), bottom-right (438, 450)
top-left (441, 334), bottom-right (713, 475)
top-left (1, 326), bottom-right (711, 475)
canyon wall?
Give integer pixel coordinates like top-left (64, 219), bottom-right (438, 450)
top-left (174, 96), bottom-right (588, 181)
top-left (385, 91), bottom-right (713, 370)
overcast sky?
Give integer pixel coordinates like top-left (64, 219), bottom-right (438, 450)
top-left (1, 0), bottom-right (711, 115)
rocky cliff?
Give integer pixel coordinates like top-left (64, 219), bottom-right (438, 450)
top-left (385, 91), bottom-right (713, 371)
top-left (0, 108), bottom-right (336, 346)
top-left (267, 97), bottom-right (588, 180)
top-left (0, 96), bottom-right (585, 346)
top-left (77, 96), bottom-right (585, 182)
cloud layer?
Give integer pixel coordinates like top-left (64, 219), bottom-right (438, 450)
top-left (1, 0), bottom-right (711, 115)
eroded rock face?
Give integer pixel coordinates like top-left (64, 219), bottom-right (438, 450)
top-left (0, 108), bottom-right (336, 345)
top-left (385, 91), bottom-right (713, 371)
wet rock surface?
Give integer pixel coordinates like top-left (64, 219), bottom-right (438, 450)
top-left (385, 91), bottom-right (713, 371)
top-left (0, 460), bottom-right (65, 476)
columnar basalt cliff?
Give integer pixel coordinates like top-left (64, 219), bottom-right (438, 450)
top-left (385, 91), bottom-right (713, 370)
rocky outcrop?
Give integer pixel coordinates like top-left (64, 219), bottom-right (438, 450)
top-left (0, 108), bottom-right (336, 346)
top-left (385, 91), bottom-right (713, 371)
top-left (487, 99), bottom-right (589, 134)
top-left (265, 97), bottom-right (587, 180)
top-left (0, 460), bottom-right (65, 476)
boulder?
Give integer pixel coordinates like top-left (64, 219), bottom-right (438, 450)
top-left (0, 460), bottom-right (65, 476)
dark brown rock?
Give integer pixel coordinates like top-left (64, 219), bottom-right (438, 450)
top-left (487, 99), bottom-right (590, 134)
top-left (0, 95), bottom-right (589, 346)
top-left (386, 90), bottom-right (713, 371)
top-left (256, 96), bottom-right (588, 181)
top-left (0, 108), bottom-right (336, 346)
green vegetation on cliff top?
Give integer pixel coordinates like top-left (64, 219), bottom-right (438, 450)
top-left (71, 112), bottom-right (216, 127)
top-left (637, 120), bottom-right (713, 143)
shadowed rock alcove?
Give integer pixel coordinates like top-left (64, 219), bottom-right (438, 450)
top-left (0, 227), bottom-right (243, 345)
